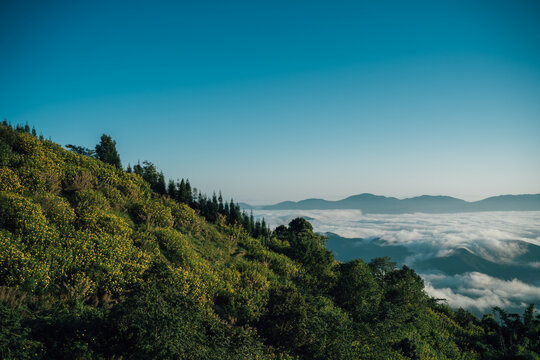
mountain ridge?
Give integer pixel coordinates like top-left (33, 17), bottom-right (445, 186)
top-left (242, 193), bottom-right (540, 213)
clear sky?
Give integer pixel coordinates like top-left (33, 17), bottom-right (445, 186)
top-left (1, 0), bottom-right (539, 204)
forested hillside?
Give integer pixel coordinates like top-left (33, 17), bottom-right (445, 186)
top-left (0, 123), bottom-right (538, 359)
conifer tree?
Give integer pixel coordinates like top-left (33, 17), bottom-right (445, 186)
top-left (250, 211), bottom-right (255, 235)
top-left (243, 211), bottom-right (252, 234)
top-left (177, 179), bottom-right (186, 203)
top-left (156, 171), bottom-right (166, 195)
top-left (224, 202), bottom-right (229, 219)
top-left (185, 179), bottom-right (193, 204)
top-left (95, 134), bottom-right (122, 168)
top-left (209, 192), bottom-right (219, 222)
top-left (133, 161), bottom-right (142, 175)
top-left (254, 219), bottom-right (262, 238)
top-left (167, 180), bottom-right (176, 199)
top-left (261, 218), bottom-right (268, 237)
top-left (218, 192), bottom-right (224, 214)
top-left (228, 199), bottom-right (236, 224)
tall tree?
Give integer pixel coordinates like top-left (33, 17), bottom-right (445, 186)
top-left (167, 180), bottom-right (176, 199)
top-left (155, 171), bottom-right (166, 195)
top-left (218, 192), bottom-right (224, 214)
top-left (250, 211), bottom-right (255, 235)
top-left (95, 134), bottom-right (122, 168)
top-left (177, 179), bottom-right (186, 203)
top-left (185, 179), bottom-right (193, 204)
top-left (261, 218), bottom-right (268, 237)
top-left (66, 144), bottom-right (96, 157)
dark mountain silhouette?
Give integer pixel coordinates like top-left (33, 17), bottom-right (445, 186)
top-left (325, 232), bottom-right (412, 264)
top-left (326, 233), bottom-right (540, 285)
top-left (416, 247), bottom-right (540, 284)
top-left (244, 193), bottom-right (540, 214)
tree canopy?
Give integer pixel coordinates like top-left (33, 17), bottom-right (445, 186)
top-left (94, 133), bottom-right (122, 168)
top-left (0, 122), bottom-right (538, 359)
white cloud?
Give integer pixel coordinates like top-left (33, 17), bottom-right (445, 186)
top-left (254, 210), bottom-right (540, 262)
top-left (423, 272), bottom-right (540, 313)
top-left (253, 210), bottom-right (540, 313)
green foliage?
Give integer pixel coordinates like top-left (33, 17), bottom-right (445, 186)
top-left (94, 134), bottom-right (121, 168)
top-left (0, 303), bottom-right (42, 359)
top-left (479, 305), bottom-right (540, 359)
top-left (108, 262), bottom-right (268, 360)
top-left (0, 123), bottom-right (537, 359)
top-left (333, 259), bottom-right (383, 322)
top-left (65, 144), bottom-right (96, 157)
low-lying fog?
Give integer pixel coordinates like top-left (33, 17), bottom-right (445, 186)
top-left (253, 210), bottom-right (540, 314)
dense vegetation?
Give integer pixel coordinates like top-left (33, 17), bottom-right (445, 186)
top-left (1, 122), bottom-right (539, 359)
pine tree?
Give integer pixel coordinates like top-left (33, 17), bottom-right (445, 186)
top-left (228, 199), bottom-right (236, 224)
top-left (243, 211), bottom-right (252, 234)
top-left (156, 172), bottom-right (166, 195)
top-left (261, 218), bottom-right (268, 237)
top-left (250, 211), bottom-right (255, 236)
top-left (209, 192), bottom-right (219, 222)
top-left (218, 192), bottom-right (224, 214)
top-left (95, 134), bottom-right (122, 168)
top-left (254, 219), bottom-right (262, 238)
top-left (177, 179), bottom-right (186, 203)
top-left (167, 180), bottom-right (177, 199)
top-left (224, 202), bottom-right (230, 219)
top-left (133, 161), bottom-right (143, 175)
top-left (185, 179), bottom-right (193, 204)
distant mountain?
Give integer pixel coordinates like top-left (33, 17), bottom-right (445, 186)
top-left (416, 247), bottom-right (540, 284)
top-left (325, 233), bottom-right (412, 264)
top-left (326, 233), bottom-right (540, 284)
top-left (243, 193), bottom-right (540, 214)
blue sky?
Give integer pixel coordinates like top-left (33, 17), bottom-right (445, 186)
top-left (1, 0), bottom-right (539, 204)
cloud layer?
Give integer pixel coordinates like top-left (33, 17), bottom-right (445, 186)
top-left (423, 272), bottom-right (540, 312)
top-left (253, 210), bottom-right (540, 313)
top-left (254, 210), bottom-right (540, 262)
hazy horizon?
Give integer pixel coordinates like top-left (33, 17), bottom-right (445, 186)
top-left (242, 191), bottom-right (540, 206)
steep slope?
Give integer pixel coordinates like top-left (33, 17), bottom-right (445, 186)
top-left (0, 124), bottom-right (536, 359)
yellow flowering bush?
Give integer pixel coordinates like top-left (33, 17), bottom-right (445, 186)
top-left (118, 172), bottom-right (150, 199)
top-left (0, 192), bottom-right (58, 246)
top-left (62, 166), bottom-right (95, 192)
top-left (154, 228), bottom-right (190, 263)
top-left (13, 132), bottom-right (40, 155)
top-left (163, 198), bottom-right (203, 232)
top-left (59, 230), bottom-right (152, 296)
top-left (36, 193), bottom-right (76, 230)
top-left (130, 199), bottom-right (174, 228)
top-left (71, 189), bottom-right (110, 212)
top-left (0, 230), bottom-right (52, 289)
top-left (0, 167), bottom-right (22, 193)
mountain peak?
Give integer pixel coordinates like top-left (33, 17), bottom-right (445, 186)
top-left (255, 193), bottom-right (540, 213)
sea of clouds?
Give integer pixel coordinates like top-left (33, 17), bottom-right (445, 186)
top-left (252, 209), bottom-right (540, 314)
